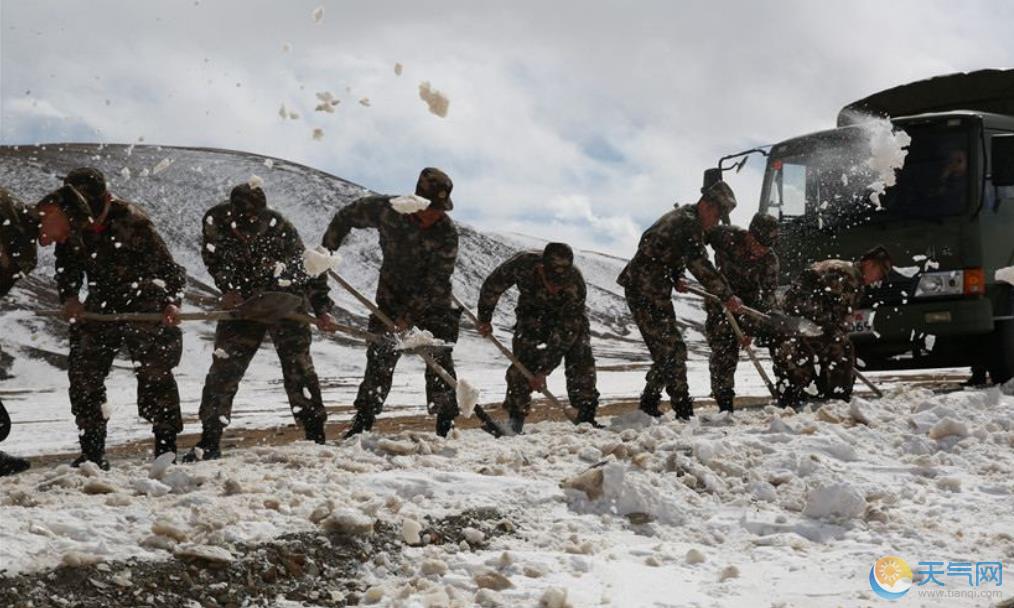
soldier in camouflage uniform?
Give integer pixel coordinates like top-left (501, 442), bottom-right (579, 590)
top-left (618, 180), bottom-right (742, 419)
top-left (322, 168), bottom-right (461, 437)
top-left (705, 213), bottom-right (780, 412)
top-left (476, 243), bottom-right (601, 433)
top-left (0, 187), bottom-right (37, 476)
top-left (184, 184), bottom-right (339, 462)
top-left (771, 246), bottom-right (893, 408)
top-left (35, 168), bottom-right (186, 469)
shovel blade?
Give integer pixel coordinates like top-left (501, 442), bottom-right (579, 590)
top-left (234, 292), bottom-right (305, 324)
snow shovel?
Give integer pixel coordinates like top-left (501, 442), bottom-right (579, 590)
top-left (683, 285), bottom-right (823, 338)
top-left (451, 293), bottom-right (578, 424)
top-left (326, 269), bottom-right (512, 438)
top-left (34, 291), bottom-right (308, 324)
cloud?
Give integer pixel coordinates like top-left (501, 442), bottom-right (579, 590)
top-left (1, 0), bottom-right (1012, 255)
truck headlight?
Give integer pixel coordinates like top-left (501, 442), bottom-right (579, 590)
top-left (914, 270), bottom-right (963, 298)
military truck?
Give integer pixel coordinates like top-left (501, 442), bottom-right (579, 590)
top-left (748, 70), bottom-right (1014, 382)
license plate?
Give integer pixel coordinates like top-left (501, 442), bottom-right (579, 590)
top-left (849, 309), bottom-right (875, 334)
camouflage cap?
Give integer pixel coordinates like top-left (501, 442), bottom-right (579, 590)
top-left (748, 212), bottom-right (780, 248)
top-left (36, 184), bottom-right (94, 227)
top-left (415, 167), bottom-right (453, 211)
top-left (230, 183), bottom-right (267, 213)
top-left (62, 167), bottom-right (107, 200)
top-left (860, 244), bottom-right (894, 275)
top-left (543, 242), bottom-right (574, 266)
top-left (701, 180), bottom-right (737, 224)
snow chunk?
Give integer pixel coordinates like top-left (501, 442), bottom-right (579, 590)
top-left (175, 544), bottom-right (234, 564)
top-left (397, 329), bottom-right (449, 350)
top-left (462, 527), bottom-right (485, 545)
top-left (401, 518), bottom-right (422, 545)
top-left (685, 548), bottom-right (707, 565)
top-left (539, 587), bottom-right (570, 608)
top-left (719, 565), bottom-right (740, 582)
top-left (389, 194), bottom-right (431, 214)
top-left (247, 174), bottom-right (264, 190)
top-left (151, 157), bottom-right (174, 175)
top-left (132, 478), bottom-right (172, 498)
top-left (301, 246), bottom-right (341, 277)
top-left (802, 483), bottom-right (866, 520)
top-left (928, 417), bottom-right (969, 440)
top-left (893, 265), bottom-right (920, 278)
top-left (321, 509), bottom-right (375, 536)
top-left (420, 558), bottom-right (448, 576)
top-left (564, 462), bottom-right (684, 525)
top-left (311, 6), bottom-right (324, 22)
top-left (996, 266), bottom-right (1014, 286)
top-left (312, 128), bottom-right (324, 141)
top-left (273, 261), bottom-right (286, 278)
top-left (456, 378), bottom-right (480, 419)
top-left (100, 402), bottom-right (112, 420)
top-left (120, 167), bottom-right (131, 180)
top-left (419, 81), bottom-right (450, 118)
top-left (314, 91), bottom-right (339, 112)
top-left (263, 158), bottom-right (274, 169)
top-left (213, 348), bottom-right (230, 359)
top-left (394, 63), bottom-right (403, 76)
top-left (149, 451), bottom-right (175, 480)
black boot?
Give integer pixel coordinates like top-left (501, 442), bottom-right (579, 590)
top-left (343, 411), bottom-right (375, 439)
top-left (639, 393), bottom-right (663, 418)
top-left (0, 451), bottom-right (30, 476)
top-left (715, 391), bottom-right (735, 413)
top-left (673, 398), bottom-right (695, 421)
top-left (153, 429), bottom-right (177, 460)
top-left (182, 425), bottom-right (222, 463)
top-left (435, 412), bottom-right (456, 438)
top-left (777, 387), bottom-right (804, 411)
top-left (508, 413), bottom-right (526, 434)
top-left (71, 426), bottom-right (109, 470)
top-left (574, 407), bottom-right (604, 429)
top-left (304, 418), bottom-right (327, 445)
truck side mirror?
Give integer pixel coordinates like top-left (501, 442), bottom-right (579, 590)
top-left (993, 134), bottom-right (1014, 187)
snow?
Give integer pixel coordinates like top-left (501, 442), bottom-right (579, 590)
top-left (455, 379), bottom-right (480, 419)
top-left (151, 157), bottom-right (174, 175)
top-left (311, 6), bottom-right (324, 23)
top-left (247, 174), bottom-right (264, 189)
top-left (312, 128), bottom-right (324, 141)
top-left (396, 328), bottom-right (449, 350)
top-left (394, 63), bottom-right (403, 76)
top-left (301, 245), bottom-right (341, 277)
top-left (389, 194), bottom-right (432, 214)
top-left (860, 117), bottom-right (912, 207)
top-left (418, 81), bottom-right (450, 118)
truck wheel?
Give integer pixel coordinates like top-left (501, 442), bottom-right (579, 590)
top-left (988, 320), bottom-right (1014, 384)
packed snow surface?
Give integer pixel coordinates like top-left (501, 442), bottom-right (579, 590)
top-left (2, 386), bottom-right (1012, 606)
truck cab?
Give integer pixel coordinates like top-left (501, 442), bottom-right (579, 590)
top-left (756, 70), bottom-right (1014, 382)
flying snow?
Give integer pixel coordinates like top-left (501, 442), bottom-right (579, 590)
top-left (861, 117), bottom-right (911, 207)
top-left (311, 6), bottom-right (324, 23)
top-left (389, 194), bottom-right (431, 215)
top-left (301, 246), bottom-right (340, 277)
top-left (418, 81), bottom-right (449, 118)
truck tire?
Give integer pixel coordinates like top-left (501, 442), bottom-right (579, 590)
top-left (988, 320), bottom-right (1014, 384)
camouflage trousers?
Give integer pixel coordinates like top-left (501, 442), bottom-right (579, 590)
top-left (771, 331), bottom-right (855, 404)
top-left (503, 320), bottom-right (599, 420)
top-left (354, 308), bottom-right (461, 419)
top-left (69, 321), bottom-right (183, 434)
top-left (704, 302), bottom-right (770, 403)
top-left (199, 319), bottom-right (326, 429)
top-left (624, 287), bottom-right (691, 410)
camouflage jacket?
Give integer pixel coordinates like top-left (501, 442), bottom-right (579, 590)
top-left (322, 195), bottom-right (458, 323)
top-left (478, 251), bottom-right (588, 364)
top-left (707, 225), bottom-right (779, 311)
top-left (1, 188), bottom-right (38, 297)
top-left (783, 259), bottom-right (863, 333)
top-left (55, 198), bottom-right (186, 313)
top-left (617, 204), bottom-right (732, 301)
top-left (202, 203), bottom-right (333, 315)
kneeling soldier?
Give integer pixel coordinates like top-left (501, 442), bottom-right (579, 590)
top-left (184, 184), bottom-right (338, 461)
top-left (476, 243), bottom-right (601, 433)
top-left (772, 246), bottom-right (893, 408)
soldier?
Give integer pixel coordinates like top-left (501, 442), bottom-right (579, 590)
top-left (183, 184), bottom-right (339, 462)
top-left (476, 243), bottom-right (601, 433)
top-left (0, 187), bottom-right (37, 476)
top-left (772, 246), bottom-right (893, 408)
top-left (618, 180), bottom-right (742, 419)
top-left (322, 168), bottom-right (461, 437)
top-left (705, 213), bottom-right (780, 412)
top-left (35, 168), bottom-right (186, 469)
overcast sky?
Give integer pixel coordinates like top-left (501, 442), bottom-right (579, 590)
top-left (1, 0), bottom-right (1012, 254)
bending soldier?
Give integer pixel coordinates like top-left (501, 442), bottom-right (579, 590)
top-left (0, 187), bottom-right (37, 476)
top-left (35, 168), bottom-right (186, 469)
top-left (619, 180), bottom-right (742, 419)
top-left (476, 243), bottom-right (601, 433)
top-left (323, 168), bottom-right (461, 437)
top-left (705, 213), bottom-right (780, 412)
top-left (772, 246), bottom-right (893, 408)
top-left (184, 184), bottom-right (338, 462)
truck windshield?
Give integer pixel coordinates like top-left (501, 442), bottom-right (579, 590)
top-left (764, 121), bottom-right (972, 224)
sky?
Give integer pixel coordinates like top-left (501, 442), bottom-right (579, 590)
top-left (1, 0), bottom-right (1012, 255)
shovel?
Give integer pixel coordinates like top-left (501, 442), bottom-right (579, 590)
top-left (683, 285), bottom-right (823, 338)
top-left (451, 293), bottom-right (578, 424)
top-left (326, 269), bottom-right (512, 438)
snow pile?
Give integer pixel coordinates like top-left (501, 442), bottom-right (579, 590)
top-left (396, 328), bottom-right (449, 351)
top-left (301, 246), bottom-right (340, 277)
top-left (389, 194), bottom-right (431, 214)
top-left (801, 482), bottom-right (866, 521)
top-left (418, 81), bottom-right (450, 118)
top-left (861, 117), bottom-right (911, 207)
top-left (563, 462), bottom-right (685, 526)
